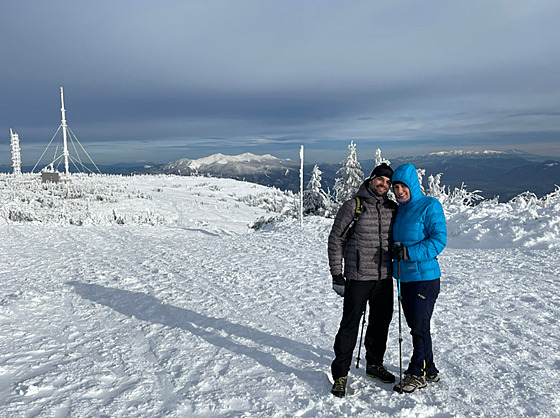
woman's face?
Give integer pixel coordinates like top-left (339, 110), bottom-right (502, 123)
top-left (393, 183), bottom-right (410, 200)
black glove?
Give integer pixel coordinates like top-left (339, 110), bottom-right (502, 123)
top-left (332, 274), bottom-right (346, 297)
top-left (394, 243), bottom-right (409, 261)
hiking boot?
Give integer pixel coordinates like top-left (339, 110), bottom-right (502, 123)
top-left (331, 376), bottom-right (347, 398)
top-left (366, 364), bottom-right (395, 383)
top-left (393, 373), bottom-right (427, 393)
top-left (427, 373), bottom-right (440, 382)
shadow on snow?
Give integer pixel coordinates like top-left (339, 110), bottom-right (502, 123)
top-left (67, 281), bottom-right (330, 389)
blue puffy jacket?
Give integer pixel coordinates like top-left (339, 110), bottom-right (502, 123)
top-left (392, 164), bottom-right (447, 283)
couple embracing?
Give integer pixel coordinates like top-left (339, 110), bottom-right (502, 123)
top-left (327, 163), bottom-right (447, 397)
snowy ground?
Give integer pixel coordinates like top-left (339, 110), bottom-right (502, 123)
top-left (1, 174), bottom-right (559, 417)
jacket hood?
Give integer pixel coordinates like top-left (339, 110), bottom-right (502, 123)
top-left (392, 164), bottom-right (423, 202)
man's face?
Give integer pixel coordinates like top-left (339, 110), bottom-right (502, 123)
top-left (369, 176), bottom-right (391, 195)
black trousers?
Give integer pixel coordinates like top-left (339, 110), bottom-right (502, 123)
top-left (331, 279), bottom-right (393, 379)
top-left (401, 279), bottom-right (440, 376)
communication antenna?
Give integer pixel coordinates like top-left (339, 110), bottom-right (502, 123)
top-left (32, 87), bottom-right (101, 176)
top-left (10, 128), bottom-right (22, 176)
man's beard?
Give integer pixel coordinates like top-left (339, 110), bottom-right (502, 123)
top-left (373, 185), bottom-right (388, 195)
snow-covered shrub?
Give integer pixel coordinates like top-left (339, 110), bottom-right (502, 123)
top-left (237, 188), bottom-right (297, 216)
top-left (427, 173), bottom-right (447, 201)
top-left (426, 173), bottom-right (483, 209)
top-left (0, 174), bottom-right (163, 226)
top-left (437, 179), bottom-right (560, 249)
top-left (249, 215), bottom-right (283, 230)
top-left (541, 185), bottom-right (560, 208)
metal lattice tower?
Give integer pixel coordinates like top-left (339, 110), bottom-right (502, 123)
top-left (10, 128), bottom-right (22, 176)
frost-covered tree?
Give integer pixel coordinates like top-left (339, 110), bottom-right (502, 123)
top-left (415, 167), bottom-right (426, 193)
top-left (334, 141), bottom-right (364, 203)
top-left (426, 172), bottom-right (483, 208)
top-left (427, 173), bottom-right (447, 201)
top-left (303, 165), bottom-right (333, 217)
top-left (371, 148), bottom-right (396, 202)
top-left (374, 148), bottom-right (391, 167)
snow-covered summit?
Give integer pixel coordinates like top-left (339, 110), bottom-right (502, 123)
top-left (426, 149), bottom-right (523, 157)
top-left (160, 152), bottom-right (300, 191)
top-left (163, 152), bottom-right (280, 172)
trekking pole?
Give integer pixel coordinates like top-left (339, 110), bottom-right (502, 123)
top-left (355, 307), bottom-right (367, 368)
top-left (396, 243), bottom-right (404, 393)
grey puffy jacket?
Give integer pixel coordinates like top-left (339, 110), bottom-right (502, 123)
top-left (328, 182), bottom-right (397, 281)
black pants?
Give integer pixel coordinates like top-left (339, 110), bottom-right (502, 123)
top-left (331, 279), bottom-right (393, 379)
top-left (401, 279), bottom-right (440, 376)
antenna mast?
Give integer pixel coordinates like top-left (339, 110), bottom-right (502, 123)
top-left (32, 87), bottom-right (101, 176)
top-left (10, 128), bottom-right (22, 176)
top-left (60, 87), bottom-right (70, 176)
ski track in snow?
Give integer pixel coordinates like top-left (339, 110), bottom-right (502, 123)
top-left (0, 175), bottom-right (559, 417)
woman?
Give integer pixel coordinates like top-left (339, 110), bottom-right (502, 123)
top-left (391, 163), bottom-right (447, 393)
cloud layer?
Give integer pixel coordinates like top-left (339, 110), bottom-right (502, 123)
top-left (2, 1), bottom-right (560, 164)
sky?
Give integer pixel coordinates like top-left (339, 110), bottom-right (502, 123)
top-left (1, 0), bottom-right (560, 166)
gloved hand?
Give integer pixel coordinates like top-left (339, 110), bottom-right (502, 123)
top-left (394, 243), bottom-right (409, 261)
top-left (332, 274), bottom-right (346, 297)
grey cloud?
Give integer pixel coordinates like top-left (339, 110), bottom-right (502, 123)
top-left (1, 1), bottom-right (560, 165)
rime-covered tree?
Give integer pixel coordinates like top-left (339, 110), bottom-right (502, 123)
top-left (374, 148), bottom-right (391, 167)
top-left (334, 140), bottom-right (364, 203)
top-left (303, 165), bottom-right (333, 217)
top-left (372, 147), bottom-right (396, 201)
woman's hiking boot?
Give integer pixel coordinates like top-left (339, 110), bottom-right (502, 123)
top-left (427, 373), bottom-right (440, 382)
top-left (393, 373), bottom-right (427, 393)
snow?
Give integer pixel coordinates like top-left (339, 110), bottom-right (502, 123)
top-left (164, 153), bottom-right (279, 172)
top-left (428, 150), bottom-right (512, 157)
top-left (1, 173), bottom-right (560, 417)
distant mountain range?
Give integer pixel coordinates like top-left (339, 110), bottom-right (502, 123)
top-left (154, 150), bottom-right (560, 201)
top-left (3, 150), bottom-right (559, 202)
top-left (157, 152), bottom-right (301, 191)
top-left (389, 150), bottom-right (560, 201)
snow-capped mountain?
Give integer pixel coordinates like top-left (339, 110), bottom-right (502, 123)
top-left (389, 149), bottom-right (560, 201)
top-left (155, 149), bottom-right (560, 201)
top-left (160, 152), bottom-right (304, 191)
top-left (162, 152), bottom-right (282, 173)
top-left (3, 149), bottom-right (559, 201)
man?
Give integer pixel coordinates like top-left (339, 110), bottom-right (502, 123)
top-left (327, 163), bottom-right (397, 398)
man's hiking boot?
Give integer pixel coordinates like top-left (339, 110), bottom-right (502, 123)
top-left (427, 373), bottom-right (440, 382)
top-left (331, 376), bottom-right (347, 398)
top-left (366, 364), bottom-right (395, 383)
top-left (393, 373), bottom-right (427, 393)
